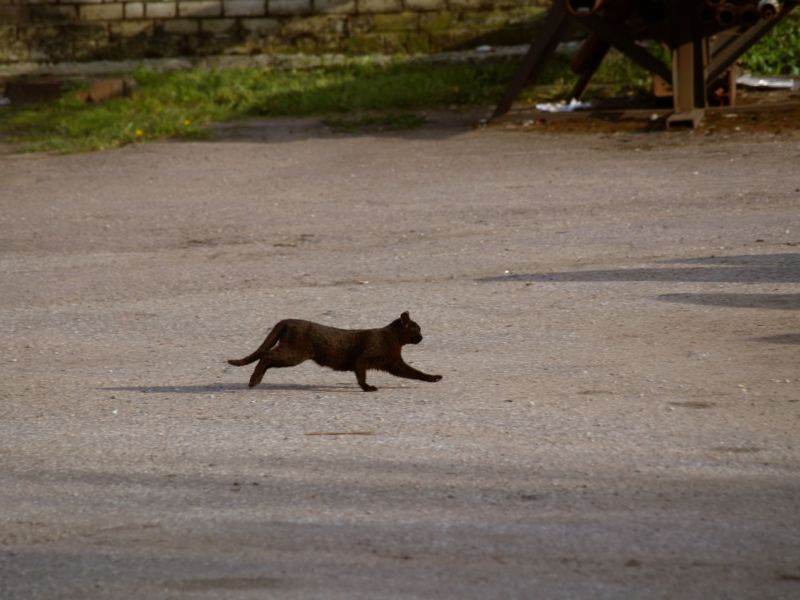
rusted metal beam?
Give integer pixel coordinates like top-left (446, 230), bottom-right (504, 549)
top-left (569, 64), bottom-right (600, 100)
top-left (708, 0), bottom-right (798, 82)
top-left (491, 2), bottom-right (570, 119)
top-left (574, 14), bottom-right (672, 83)
top-left (569, 33), bottom-right (610, 99)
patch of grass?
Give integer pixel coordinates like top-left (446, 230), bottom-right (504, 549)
top-left (2, 13), bottom-right (795, 154)
top-left (0, 76), bottom-right (212, 153)
top-left (0, 61), bottom-right (515, 153)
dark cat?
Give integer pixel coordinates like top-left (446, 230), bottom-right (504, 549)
top-left (227, 312), bottom-right (442, 392)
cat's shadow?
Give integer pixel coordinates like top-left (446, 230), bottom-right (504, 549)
top-left (102, 382), bottom-right (405, 394)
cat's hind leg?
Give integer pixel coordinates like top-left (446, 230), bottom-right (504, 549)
top-left (248, 356), bottom-right (271, 387)
top-left (248, 348), bottom-right (308, 388)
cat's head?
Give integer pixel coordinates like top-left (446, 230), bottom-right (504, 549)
top-left (396, 311), bottom-right (423, 345)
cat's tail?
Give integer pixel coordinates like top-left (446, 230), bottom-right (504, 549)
top-left (227, 321), bottom-right (286, 366)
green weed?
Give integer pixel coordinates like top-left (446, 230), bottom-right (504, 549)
top-left (739, 13), bottom-right (800, 75)
top-left (0, 14), bottom-right (796, 154)
top-left (0, 62), bottom-right (514, 153)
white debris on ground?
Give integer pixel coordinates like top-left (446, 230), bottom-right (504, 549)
top-left (535, 98), bottom-right (593, 112)
top-left (737, 73), bottom-right (800, 90)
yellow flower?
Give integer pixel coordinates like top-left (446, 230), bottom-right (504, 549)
top-left (134, 129), bottom-right (144, 137)
top-left (183, 119), bottom-right (191, 126)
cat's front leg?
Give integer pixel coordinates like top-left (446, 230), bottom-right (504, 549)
top-left (387, 359), bottom-right (442, 383)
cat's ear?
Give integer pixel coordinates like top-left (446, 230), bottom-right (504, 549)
top-left (400, 311), bottom-right (410, 326)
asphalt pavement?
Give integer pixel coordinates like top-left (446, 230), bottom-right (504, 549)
top-left (1, 116), bottom-right (799, 598)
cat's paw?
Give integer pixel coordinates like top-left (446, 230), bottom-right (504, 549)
top-left (361, 385), bottom-right (379, 392)
top-left (429, 375), bottom-right (443, 382)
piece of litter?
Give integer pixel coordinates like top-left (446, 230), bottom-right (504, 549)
top-left (737, 73), bottom-right (798, 90)
top-left (536, 98), bottom-right (591, 113)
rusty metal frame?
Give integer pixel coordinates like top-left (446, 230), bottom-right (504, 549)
top-left (491, 0), bottom-right (798, 128)
top-left (708, 0), bottom-right (798, 82)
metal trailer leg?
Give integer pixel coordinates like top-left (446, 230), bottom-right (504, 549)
top-left (666, 17), bottom-right (708, 128)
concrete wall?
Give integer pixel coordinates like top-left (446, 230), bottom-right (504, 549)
top-left (0, 0), bottom-right (547, 64)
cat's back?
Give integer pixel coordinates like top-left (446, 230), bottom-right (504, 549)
top-left (280, 319), bottom-right (359, 338)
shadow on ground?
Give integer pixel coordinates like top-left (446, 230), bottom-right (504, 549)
top-left (102, 383), bottom-right (360, 394)
top-left (657, 293), bottom-right (800, 310)
top-left (206, 109), bottom-right (489, 145)
top-left (477, 253), bottom-right (800, 285)
top-left (752, 334), bottom-right (800, 345)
